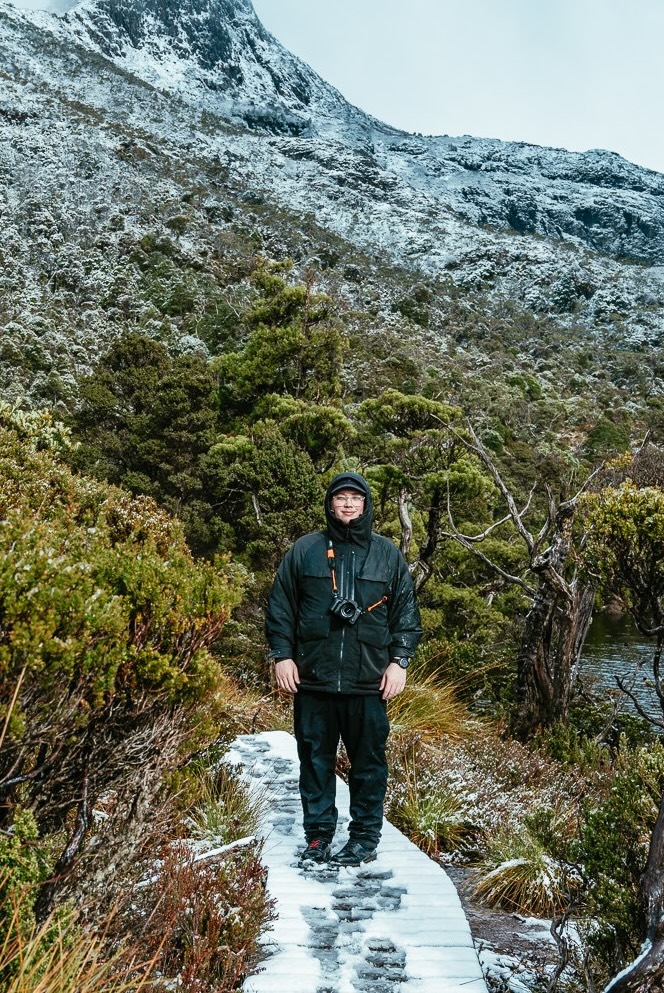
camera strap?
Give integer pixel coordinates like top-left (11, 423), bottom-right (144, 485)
top-left (326, 538), bottom-right (338, 593)
top-left (326, 539), bottom-right (387, 613)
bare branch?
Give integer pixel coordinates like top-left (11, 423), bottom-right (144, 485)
top-left (464, 421), bottom-right (536, 551)
top-left (443, 482), bottom-right (537, 596)
top-left (568, 461), bottom-right (606, 502)
top-left (441, 525), bottom-right (537, 597)
top-left (548, 903), bottom-right (574, 993)
top-left (628, 608), bottom-right (664, 639)
top-left (615, 676), bottom-right (664, 731)
top-left (443, 513), bottom-right (513, 544)
top-left (530, 485), bottom-right (557, 557)
top-left (251, 492), bottom-right (263, 527)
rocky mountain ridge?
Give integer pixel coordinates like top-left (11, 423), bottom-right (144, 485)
top-left (59, 0), bottom-right (664, 262)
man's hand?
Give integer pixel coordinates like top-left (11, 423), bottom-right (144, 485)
top-left (274, 658), bottom-right (300, 694)
top-left (380, 662), bottom-right (407, 701)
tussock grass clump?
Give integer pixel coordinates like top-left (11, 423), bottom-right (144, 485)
top-left (184, 762), bottom-right (268, 846)
top-left (0, 903), bottom-right (152, 993)
top-left (388, 758), bottom-right (468, 855)
top-left (388, 670), bottom-right (474, 743)
top-left (473, 816), bottom-right (578, 917)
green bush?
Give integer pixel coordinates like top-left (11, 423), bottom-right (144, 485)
top-left (574, 743), bottom-right (664, 975)
top-left (0, 411), bottom-right (246, 918)
top-left (0, 810), bottom-right (44, 949)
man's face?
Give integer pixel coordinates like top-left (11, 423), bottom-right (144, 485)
top-left (331, 489), bottom-right (366, 523)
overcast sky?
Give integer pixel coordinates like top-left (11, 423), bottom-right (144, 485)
top-left (253, 0), bottom-right (664, 174)
top-left (9, 0), bottom-right (664, 173)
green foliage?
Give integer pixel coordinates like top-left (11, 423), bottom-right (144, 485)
top-left (358, 389), bottom-right (458, 436)
top-left (537, 720), bottom-right (613, 772)
top-left (413, 637), bottom-right (516, 714)
top-left (0, 810), bottom-right (44, 950)
top-left (581, 483), bottom-right (664, 630)
top-left (0, 403), bottom-right (74, 453)
top-left (253, 393), bottom-right (355, 468)
top-left (574, 743), bottom-right (664, 971)
top-left (392, 292), bottom-right (430, 328)
top-left (70, 332), bottom-right (220, 554)
top-left (0, 417), bottom-right (246, 911)
top-left (538, 695), bottom-right (656, 770)
top-left (584, 418), bottom-right (631, 459)
top-left (205, 421), bottom-right (323, 570)
top-left (214, 265), bottom-right (346, 409)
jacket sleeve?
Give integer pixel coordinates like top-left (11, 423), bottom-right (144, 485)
top-left (265, 543), bottom-right (301, 660)
top-left (387, 550), bottom-right (422, 658)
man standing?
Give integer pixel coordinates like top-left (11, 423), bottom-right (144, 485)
top-left (265, 471), bottom-right (422, 866)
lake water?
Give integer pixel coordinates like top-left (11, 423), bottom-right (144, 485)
top-left (580, 611), bottom-right (661, 716)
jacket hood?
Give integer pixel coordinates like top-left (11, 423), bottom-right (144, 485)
top-left (325, 472), bottom-right (373, 545)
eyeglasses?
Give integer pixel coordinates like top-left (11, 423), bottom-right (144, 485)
top-left (331, 493), bottom-right (365, 504)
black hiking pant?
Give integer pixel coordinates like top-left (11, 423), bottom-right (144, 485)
top-left (293, 690), bottom-right (390, 846)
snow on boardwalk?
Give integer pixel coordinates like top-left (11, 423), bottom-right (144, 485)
top-left (227, 731), bottom-right (488, 993)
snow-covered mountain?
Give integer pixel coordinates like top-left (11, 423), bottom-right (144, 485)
top-left (1, 0), bottom-right (663, 406)
top-left (61, 0), bottom-right (664, 262)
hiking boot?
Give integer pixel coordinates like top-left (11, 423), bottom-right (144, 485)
top-left (299, 838), bottom-right (332, 864)
top-left (330, 838), bottom-right (377, 866)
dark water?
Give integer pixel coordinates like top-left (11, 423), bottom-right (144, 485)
top-left (580, 611), bottom-right (660, 714)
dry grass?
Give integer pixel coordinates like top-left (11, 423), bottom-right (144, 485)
top-left (0, 903), bottom-right (154, 993)
top-left (184, 762), bottom-right (269, 846)
top-left (473, 820), bottom-right (579, 917)
top-left (388, 669), bottom-right (475, 743)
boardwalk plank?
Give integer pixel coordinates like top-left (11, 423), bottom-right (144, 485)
top-left (229, 731), bottom-right (487, 993)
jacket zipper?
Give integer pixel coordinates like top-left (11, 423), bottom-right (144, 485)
top-left (338, 548), bottom-right (355, 692)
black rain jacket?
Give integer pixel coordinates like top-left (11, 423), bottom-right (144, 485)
top-left (265, 472), bottom-right (422, 695)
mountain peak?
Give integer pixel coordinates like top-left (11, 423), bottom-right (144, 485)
top-left (60, 0), bottom-right (331, 133)
top-left (65, 0), bottom-right (262, 68)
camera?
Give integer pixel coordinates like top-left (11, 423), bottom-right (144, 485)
top-left (330, 593), bottom-right (362, 625)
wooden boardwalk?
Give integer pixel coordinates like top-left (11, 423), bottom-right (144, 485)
top-left (228, 731), bottom-right (488, 993)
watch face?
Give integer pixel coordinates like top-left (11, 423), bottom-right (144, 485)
top-left (396, 658), bottom-right (409, 669)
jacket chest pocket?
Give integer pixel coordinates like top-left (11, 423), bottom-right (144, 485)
top-left (356, 608), bottom-right (391, 649)
top-left (357, 575), bottom-right (391, 650)
top-left (356, 607), bottom-right (391, 685)
top-left (297, 570), bottom-right (332, 645)
top-left (357, 567), bottom-right (391, 639)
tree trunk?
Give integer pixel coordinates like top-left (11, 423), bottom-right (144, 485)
top-left (512, 503), bottom-right (596, 737)
top-left (407, 487), bottom-right (443, 593)
top-left (512, 576), bottom-right (595, 737)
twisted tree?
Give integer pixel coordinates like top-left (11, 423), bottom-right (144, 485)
top-left (443, 423), bottom-right (599, 736)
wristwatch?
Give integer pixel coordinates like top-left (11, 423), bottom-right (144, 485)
top-left (392, 657), bottom-right (410, 669)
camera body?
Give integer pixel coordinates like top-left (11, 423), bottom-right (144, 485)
top-left (330, 593), bottom-right (362, 625)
